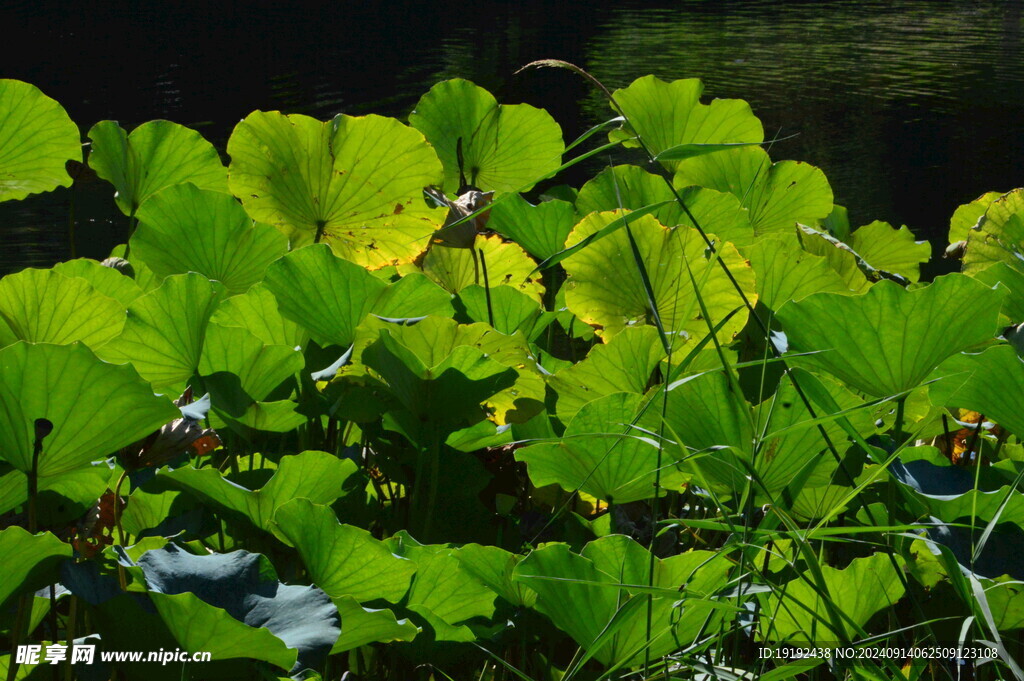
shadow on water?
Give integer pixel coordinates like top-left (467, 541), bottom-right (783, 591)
top-left (1, 0), bottom-right (1022, 279)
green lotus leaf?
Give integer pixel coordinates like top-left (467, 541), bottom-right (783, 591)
top-left (609, 76), bottom-right (763, 174)
top-left (847, 220), bottom-right (930, 283)
top-left (0, 528), bottom-right (72, 610)
top-left (576, 164), bottom-right (754, 247)
top-left (120, 486), bottom-right (191, 538)
top-left (162, 451), bottom-right (356, 539)
top-left (0, 342), bottom-right (177, 478)
top-left (796, 225), bottom-right (871, 292)
top-left (409, 78), bottom-right (564, 193)
top-left (777, 275), bottom-right (1003, 396)
top-left (458, 284), bottom-right (550, 338)
top-left (131, 184), bottom-right (287, 294)
top-left (210, 283), bottom-right (306, 348)
top-left (385, 531), bottom-right (496, 642)
top-left (513, 535), bottom-right (729, 668)
top-left (87, 120), bottom-right (227, 216)
top-left (650, 369), bottom-right (753, 494)
top-left (96, 273), bottom-right (226, 393)
top-left (562, 211), bottom-right (754, 345)
top-left (760, 552), bottom-right (904, 643)
top-left (198, 322), bottom-right (304, 432)
top-left (964, 188), bottom-right (1024, 275)
top-left (228, 110), bottom-right (445, 267)
top-left (421, 234), bottom-right (544, 303)
top-left (330, 595), bottom-right (419, 653)
top-left (675, 146), bottom-right (833, 235)
top-left (744, 236), bottom-right (848, 311)
top-left (454, 543), bottom-right (536, 608)
top-left (972, 262), bottom-right (1024, 321)
top-left (52, 258), bottom-right (143, 305)
top-left (0, 79), bottom-right (81, 201)
top-left (371, 272), bottom-right (454, 320)
top-left (0, 267), bottom-right (124, 349)
top-left (929, 345), bottom-right (1024, 439)
top-left (273, 498), bottom-right (416, 603)
top-left (949, 190), bottom-right (1003, 244)
top-left (263, 244), bottom-right (388, 347)
top-left (517, 392), bottom-right (688, 504)
top-left (548, 325), bottom-right (665, 424)
top-left (149, 592), bottom-right (296, 670)
top-left (487, 193), bottom-right (575, 260)
top-left (820, 203), bottom-right (851, 240)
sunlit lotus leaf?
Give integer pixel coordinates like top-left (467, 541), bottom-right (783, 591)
top-left (576, 164), bottom-right (754, 247)
top-left (210, 283), bottom-right (306, 348)
top-left (163, 451), bottom-right (356, 540)
top-left (131, 184), bottom-right (287, 294)
top-left (459, 284), bottom-right (550, 338)
top-left (228, 111), bottom-right (445, 267)
top-left (562, 211), bottom-right (754, 344)
top-left (0, 80), bottom-right (81, 201)
top-left (274, 498), bottom-right (415, 603)
top-left (0, 342), bottom-right (177, 478)
top-left (421, 234), bottom-right (544, 303)
top-left (371, 272), bottom-right (454, 320)
top-left (96, 273), bottom-right (225, 393)
top-left (972, 262), bottom-right (1024, 321)
top-left (517, 392), bottom-right (688, 504)
top-left (964, 188), bottom-right (1024, 275)
top-left (0, 268), bottom-right (124, 349)
top-left (777, 275), bottom-right (1003, 396)
top-left (796, 225), bottom-right (871, 292)
top-left (87, 120), bottom-right (227, 215)
top-left (609, 75), bottom-right (763, 174)
top-left (514, 535), bottom-right (729, 667)
top-left (385, 531), bottom-right (495, 642)
top-left (409, 78), bottom-right (564, 193)
top-left (53, 258), bottom-right (143, 305)
top-left (548, 325), bottom-right (664, 424)
top-left (745, 236), bottom-right (848, 311)
top-left (263, 244), bottom-right (387, 347)
top-left (487, 193), bottom-right (575, 260)
top-left (760, 552), bottom-right (904, 643)
top-left (949, 190), bottom-right (1004, 244)
top-left (0, 528), bottom-right (72, 610)
top-left (847, 220), bottom-right (930, 283)
top-left (330, 596), bottom-right (418, 653)
top-left (198, 322), bottom-right (305, 431)
top-left (929, 345), bottom-right (1024, 439)
top-left (675, 146), bottom-right (833, 235)
top-left (454, 544), bottom-right (536, 608)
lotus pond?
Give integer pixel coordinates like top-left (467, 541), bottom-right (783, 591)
top-left (1, 67), bottom-right (1024, 680)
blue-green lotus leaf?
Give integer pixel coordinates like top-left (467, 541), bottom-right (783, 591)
top-left (0, 342), bottom-right (177, 479)
top-left (0, 268), bottom-right (124, 349)
top-left (777, 275), bottom-right (1003, 396)
top-left (609, 76), bottom-right (763, 174)
top-left (228, 111), bottom-right (445, 268)
top-left (410, 78), bottom-right (564, 193)
top-left (137, 544), bottom-right (339, 673)
top-left (132, 184), bottom-right (288, 295)
top-left (0, 79), bottom-right (81, 201)
top-left (675, 146), bottom-right (833, 235)
top-left (87, 119), bottom-right (227, 216)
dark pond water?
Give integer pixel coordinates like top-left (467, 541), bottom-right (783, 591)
top-left (2, 0), bottom-right (1023, 278)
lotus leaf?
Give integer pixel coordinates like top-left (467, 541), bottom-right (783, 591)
top-left (0, 267), bottom-right (124, 348)
top-left (0, 79), bottom-right (81, 201)
top-left (52, 258), bottom-right (143, 305)
top-left (847, 220), bottom-right (930, 283)
top-left (675, 146), bottom-right (833, 235)
top-left (797, 225), bottom-right (871, 292)
top-left (409, 78), bottom-right (564, 193)
top-left (87, 120), bottom-right (227, 215)
top-left (210, 283), bottom-right (306, 348)
top-left (929, 345), bottom-right (1024, 439)
top-left (0, 342), bottom-right (177, 478)
top-left (487, 193), bottom-right (575, 260)
top-left (421, 234), bottom-right (544, 303)
top-left (330, 596), bottom-right (419, 653)
top-left (744, 236), bottom-right (848, 311)
top-left (228, 111), bottom-right (445, 267)
top-left (964, 188), bottom-right (1024, 275)
top-left (131, 184), bottom-right (288, 294)
top-left (0, 527), bottom-right (72, 610)
top-left (777, 275), bottom-right (1003, 396)
top-left (562, 211), bottom-right (754, 344)
top-left (96, 273), bottom-right (226, 393)
top-left (949, 190), bottom-right (1004, 244)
